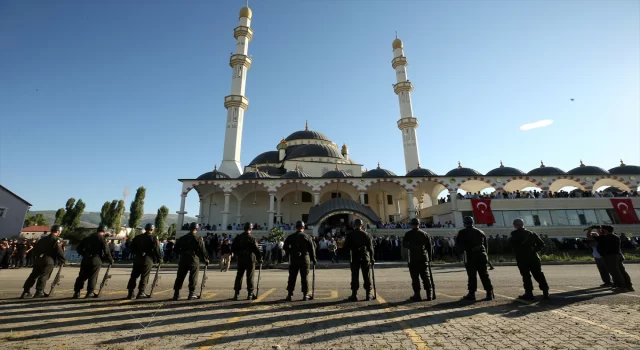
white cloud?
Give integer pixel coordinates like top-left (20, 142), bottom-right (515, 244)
top-left (519, 119), bottom-right (553, 131)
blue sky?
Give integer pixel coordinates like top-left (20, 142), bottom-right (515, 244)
top-left (1, 0), bottom-right (638, 216)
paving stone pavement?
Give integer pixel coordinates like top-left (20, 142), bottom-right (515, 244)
top-left (0, 264), bottom-right (639, 349)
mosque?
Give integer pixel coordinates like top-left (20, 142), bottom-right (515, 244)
top-left (176, 4), bottom-right (640, 236)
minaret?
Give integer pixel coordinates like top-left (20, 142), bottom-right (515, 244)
top-left (219, 2), bottom-right (254, 178)
top-left (392, 34), bottom-right (421, 173)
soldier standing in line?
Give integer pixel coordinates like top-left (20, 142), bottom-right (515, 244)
top-left (403, 218), bottom-right (433, 301)
top-left (510, 218), bottom-right (550, 300)
top-left (73, 225), bottom-right (113, 298)
top-left (172, 222), bottom-right (209, 300)
top-left (231, 222), bottom-right (262, 300)
top-left (21, 225), bottom-right (66, 298)
top-left (0, 238), bottom-right (9, 269)
top-left (456, 217), bottom-right (494, 301)
top-left (344, 218), bottom-right (375, 301)
top-left (283, 221), bottom-right (317, 301)
top-left (126, 223), bottom-right (162, 299)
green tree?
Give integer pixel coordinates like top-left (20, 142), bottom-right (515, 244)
top-left (59, 198), bottom-right (86, 244)
top-left (128, 187), bottom-right (146, 231)
top-left (168, 223), bottom-right (177, 238)
top-left (112, 200), bottom-right (126, 232)
top-left (54, 208), bottom-right (65, 226)
top-left (23, 213), bottom-right (48, 227)
top-left (100, 201), bottom-right (110, 226)
top-left (267, 226), bottom-right (285, 243)
top-left (154, 205), bottom-right (169, 239)
top-left (61, 198), bottom-right (76, 228)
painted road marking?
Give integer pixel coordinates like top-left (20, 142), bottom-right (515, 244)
top-left (376, 294), bottom-right (431, 350)
top-left (311, 290), bottom-right (339, 300)
top-left (495, 293), bottom-right (640, 341)
top-left (197, 288), bottom-right (276, 350)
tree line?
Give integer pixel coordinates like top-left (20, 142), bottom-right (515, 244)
top-left (23, 186), bottom-right (177, 244)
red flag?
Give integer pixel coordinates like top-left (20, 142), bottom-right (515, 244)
top-left (610, 198), bottom-right (640, 224)
top-left (471, 199), bottom-right (496, 224)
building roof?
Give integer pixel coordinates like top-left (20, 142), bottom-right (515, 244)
top-left (322, 165), bottom-right (353, 178)
top-left (608, 160), bottom-right (640, 175)
top-left (287, 144), bottom-right (344, 160)
top-left (282, 165), bottom-right (312, 178)
top-left (444, 162), bottom-right (482, 177)
top-left (362, 163), bottom-right (396, 178)
top-left (248, 151), bottom-right (280, 166)
top-left (526, 161), bottom-right (566, 176)
top-left (22, 225), bottom-right (50, 232)
top-left (406, 165), bottom-right (438, 177)
top-left (0, 185), bottom-right (33, 206)
top-left (196, 165), bottom-right (231, 180)
top-left (566, 161), bottom-right (609, 176)
top-left (284, 121), bottom-right (331, 142)
top-left (485, 162), bottom-right (526, 177)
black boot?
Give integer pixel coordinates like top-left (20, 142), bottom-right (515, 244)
top-left (285, 292), bottom-right (293, 301)
top-left (188, 291), bottom-right (198, 300)
top-left (85, 291), bottom-right (97, 298)
top-left (233, 291), bottom-right (239, 301)
top-left (136, 291), bottom-right (149, 299)
top-left (484, 290), bottom-right (495, 301)
top-left (462, 292), bottom-right (476, 301)
top-left (247, 292), bottom-right (257, 300)
top-left (518, 291), bottom-right (535, 301)
top-left (20, 290), bottom-right (31, 299)
top-left (347, 291), bottom-right (358, 301)
top-left (409, 293), bottom-right (422, 302)
top-left (33, 290), bottom-right (46, 298)
top-left (172, 290), bottom-right (180, 301)
top-left (303, 294), bottom-right (311, 301)
top-left (126, 290), bottom-right (134, 299)
top-left (425, 291), bottom-right (433, 301)
top-left (72, 291), bottom-right (81, 299)
top-left (542, 290), bottom-right (550, 300)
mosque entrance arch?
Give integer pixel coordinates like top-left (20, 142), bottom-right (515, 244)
top-left (308, 197), bottom-right (382, 236)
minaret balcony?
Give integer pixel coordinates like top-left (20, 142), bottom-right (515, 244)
top-left (224, 95), bottom-right (249, 110)
top-left (229, 54), bottom-right (252, 69)
top-left (234, 26), bottom-right (254, 41)
top-left (393, 81), bottom-right (414, 94)
top-left (397, 117), bottom-right (419, 129)
top-left (391, 56), bottom-right (408, 69)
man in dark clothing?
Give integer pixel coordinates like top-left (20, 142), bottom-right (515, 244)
top-left (510, 218), bottom-right (549, 300)
top-left (344, 218), bottom-right (375, 301)
top-left (73, 225), bottom-right (113, 298)
top-left (456, 216), bottom-right (494, 301)
top-left (21, 225), bottom-right (66, 298)
top-left (164, 239), bottom-right (175, 262)
top-left (173, 222), bottom-right (209, 300)
top-left (588, 225), bottom-right (634, 292)
top-left (126, 223), bottom-right (162, 299)
top-left (231, 222), bottom-right (262, 300)
top-left (283, 221), bottom-right (317, 301)
top-left (0, 238), bottom-right (9, 269)
top-left (403, 218), bottom-right (433, 301)
top-left (15, 239), bottom-right (28, 268)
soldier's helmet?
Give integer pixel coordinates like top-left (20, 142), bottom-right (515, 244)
top-left (353, 218), bottom-right (364, 227)
top-left (97, 224), bottom-right (108, 233)
top-left (189, 222), bottom-right (198, 231)
top-left (145, 223), bottom-right (155, 231)
top-left (410, 218), bottom-right (420, 226)
top-left (463, 216), bottom-right (474, 225)
top-left (295, 221), bottom-right (305, 229)
top-left (51, 225), bottom-right (63, 233)
top-left (243, 222), bottom-right (253, 231)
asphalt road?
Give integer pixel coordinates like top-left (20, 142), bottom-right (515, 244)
top-left (1, 264), bottom-right (639, 349)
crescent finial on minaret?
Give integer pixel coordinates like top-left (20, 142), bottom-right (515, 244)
top-left (305, 120), bottom-right (309, 131)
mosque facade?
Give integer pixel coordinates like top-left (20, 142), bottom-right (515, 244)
top-left (176, 4), bottom-right (640, 236)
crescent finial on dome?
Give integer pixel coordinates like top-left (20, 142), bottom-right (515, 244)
top-left (417, 162), bottom-right (421, 169)
top-left (620, 159), bottom-right (626, 166)
top-left (335, 164), bottom-right (339, 171)
top-left (500, 160), bottom-right (504, 168)
top-left (305, 120), bottom-right (308, 131)
top-left (377, 162), bottom-right (381, 169)
top-left (295, 163), bottom-right (300, 171)
top-left (540, 160), bottom-right (545, 168)
top-left (580, 160), bottom-right (585, 167)
top-left (458, 161), bottom-right (462, 168)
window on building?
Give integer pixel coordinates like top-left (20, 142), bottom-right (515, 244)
top-left (578, 209), bottom-right (598, 226)
top-left (301, 192), bottom-right (312, 203)
top-left (0, 207), bottom-right (6, 218)
top-left (518, 211), bottom-right (535, 226)
top-left (550, 210), bottom-right (569, 226)
top-left (502, 211), bottom-right (521, 227)
top-left (363, 194), bottom-right (369, 205)
top-left (535, 210), bottom-right (553, 226)
top-left (387, 195), bottom-right (393, 205)
top-left (565, 210), bottom-right (581, 226)
top-left (331, 192), bottom-right (342, 199)
top-left (606, 209), bottom-right (621, 224)
top-left (302, 214), bottom-right (309, 223)
top-left (595, 209), bottom-right (613, 224)
top-left (492, 211), bottom-right (506, 227)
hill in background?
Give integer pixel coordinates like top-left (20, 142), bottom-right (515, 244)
top-left (30, 211), bottom-right (197, 228)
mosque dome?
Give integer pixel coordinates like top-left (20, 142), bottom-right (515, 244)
top-left (248, 151), bottom-right (280, 166)
top-left (282, 165), bottom-right (311, 179)
top-left (285, 121), bottom-right (331, 142)
top-left (406, 165), bottom-right (437, 177)
top-left (322, 165), bottom-right (353, 178)
top-left (608, 160), bottom-right (640, 175)
top-left (196, 165), bottom-right (230, 180)
top-left (257, 165), bottom-right (286, 177)
top-left (362, 163), bottom-right (396, 178)
top-left (445, 162), bottom-right (482, 177)
top-left (527, 161), bottom-right (566, 176)
top-left (567, 161), bottom-right (609, 176)
top-left (485, 161), bottom-right (526, 177)
top-left (287, 144), bottom-right (344, 160)
top-left (239, 6), bottom-right (252, 19)
top-left (392, 38), bottom-right (403, 50)
top-left (237, 168), bottom-right (271, 179)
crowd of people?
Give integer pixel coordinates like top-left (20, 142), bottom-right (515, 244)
top-left (0, 238), bottom-right (38, 269)
top-left (438, 189), bottom-right (639, 203)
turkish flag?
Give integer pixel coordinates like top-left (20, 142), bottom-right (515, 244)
top-left (471, 199), bottom-right (496, 224)
top-left (610, 198), bottom-right (640, 224)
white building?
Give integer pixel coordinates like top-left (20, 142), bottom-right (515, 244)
top-left (176, 4), bottom-right (640, 238)
top-left (0, 185), bottom-right (32, 239)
